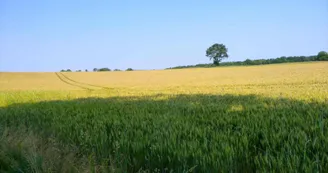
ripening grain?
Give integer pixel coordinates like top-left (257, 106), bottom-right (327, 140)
top-left (0, 62), bottom-right (328, 172)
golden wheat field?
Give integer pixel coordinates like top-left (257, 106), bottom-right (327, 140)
top-left (1, 62), bottom-right (327, 99)
top-left (1, 62), bottom-right (328, 172)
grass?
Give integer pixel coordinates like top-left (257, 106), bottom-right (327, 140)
top-left (0, 62), bottom-right (328, 172)
top-left (0, 127), bottom-right (91, 173)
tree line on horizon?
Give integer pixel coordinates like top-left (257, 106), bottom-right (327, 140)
top-left (60, 67), bottom-right (133, 72)
top-left (60, 43), bottom-right (328, 72)
top-left (166, 54), bottom-right (326, 69)
top-left (167, 43), bottom-right (328, 69)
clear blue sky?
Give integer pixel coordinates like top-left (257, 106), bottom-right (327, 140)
top-left (0, 0), bottom-right (327, 72)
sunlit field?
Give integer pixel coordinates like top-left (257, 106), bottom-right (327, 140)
top-left (1, 62), bottom-right (328, 172)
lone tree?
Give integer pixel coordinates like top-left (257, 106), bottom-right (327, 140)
top-left (206, 43), bottom-right (229, 65)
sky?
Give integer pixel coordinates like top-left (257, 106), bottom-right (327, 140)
top-left (0, 0), bottom-right (327, 72)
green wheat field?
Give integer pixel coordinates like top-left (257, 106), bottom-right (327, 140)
top-left (1, 62), bottom-right (328, 172)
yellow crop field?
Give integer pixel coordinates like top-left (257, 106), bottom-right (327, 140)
top-left (1, 62), bottom-right (327, 100)
top-left (1, 62), bottom-right (328, 172)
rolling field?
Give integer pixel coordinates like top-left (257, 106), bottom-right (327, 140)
top-left (1, 62), bottom-right (328, 172)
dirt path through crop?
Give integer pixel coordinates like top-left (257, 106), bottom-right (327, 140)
top-left (59, 73), bottom-right (111, 90)
top-left (55, 73), bottom-right (93, 90)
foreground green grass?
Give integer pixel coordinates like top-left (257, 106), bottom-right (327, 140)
top-left (1, 93), bottom-right (327, 172)
top-left (0, 128), bottom-right (91, 173)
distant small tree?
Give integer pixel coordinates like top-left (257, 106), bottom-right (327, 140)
top-left (114, 69), bottom-right (121, 71)
top-left (317, 51), bottom-right (328, 61)
top-left (66, 69), bottom-right (72, 72)
top-left (60, 69), bottom-right (66, 72)
top-left (98, 68), bottom-right (111, 71)
top-left (76, 70), bottom-right (82, 72)
top-left (126, 68), bottom-right (133, 71)
top-left (244, 59), bottom-right (252, 65)
top-left (206, 43), bottom-right (229, 65)
top-left (93, 68), bottom-right (98, 72)
top-left (85, 69), bottom-right (88, 72)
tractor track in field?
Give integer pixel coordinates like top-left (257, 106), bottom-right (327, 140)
top-left (59, 73), bottom-right (111, 90)
top-left (55, 73), bottom-right (93, 90)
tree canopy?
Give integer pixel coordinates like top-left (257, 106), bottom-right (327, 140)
top-left (206, 43), bottom-right (229, 65)
top-left (317, 51), bottom-right (328, 61)
top-left (98, 68), bottom-right (111, 72)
